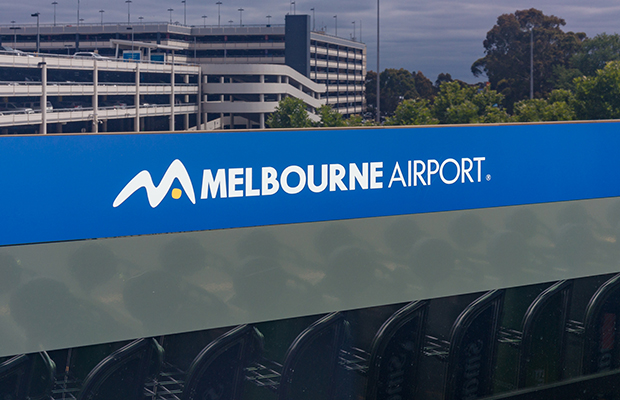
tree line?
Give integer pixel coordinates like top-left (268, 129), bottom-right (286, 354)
top-left (268, 8), bottom-right (620, 128)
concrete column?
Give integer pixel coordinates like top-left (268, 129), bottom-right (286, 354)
top-left (134, 63), bottom-right (140, 132)
top-left (92, 60), bottom-right (98, 133)
top-left (260, 113), bottom-right (264, 129)
top-left (336, 45), bottom-right (340, 112)
top-left (102, 119), bottom-right (108, 132)
top-left (40, 59), bottom-right (47, 134)
top-left (184, 74), bottom-right (190, 130)
top-left (169, 51), bottom-right (175, 131)
top-left (199, 74), bottom-right (205, 130)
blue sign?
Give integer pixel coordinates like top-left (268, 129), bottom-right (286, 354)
top-left (122, 51), bottom-right (141, 61)
top-left (1, 122), bottom-right (620, 246)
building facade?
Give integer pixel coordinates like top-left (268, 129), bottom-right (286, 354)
top-left (0, 15), bottom-right (365, 132)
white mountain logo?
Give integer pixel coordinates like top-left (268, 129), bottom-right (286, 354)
top-left (113, 159), bottom-right (196, 208)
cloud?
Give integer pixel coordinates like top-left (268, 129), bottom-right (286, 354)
top-left (4, 0), bottom-right (620, 83)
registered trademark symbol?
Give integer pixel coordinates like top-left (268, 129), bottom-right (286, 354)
top-left (486, 174), bottom-right (491, 181)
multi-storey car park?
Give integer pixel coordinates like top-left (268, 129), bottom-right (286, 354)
top-left (0, 15), bottom-right (365, 133)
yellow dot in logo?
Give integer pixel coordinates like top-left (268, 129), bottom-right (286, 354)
top-left (171, 188), bottom-right (182, 199)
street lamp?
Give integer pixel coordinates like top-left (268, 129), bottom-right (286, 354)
top-left (99, 9), bottom-right (105, 25)
top-left (77, 0), bottom-right (80, 26)
top-left (139, 16), bottom-right (144, 24)
top-left (352, 21), bottom-right (355, 41)
top-left (238, 8), bottom-right (244, 27)
top-left (310, 8), bottom-right (315, 31)
top-left (31, 13), bottom-right (40, 53)
top-left (167, 8), bottom-right (174, 24)
top-left (266, 15), bottom-right (271, 26)
top-left (228, 19), bottom-right (233, 26)
top-left (291, 1), bottom-right (295, 15)
top-left (181, 0), bottom-right (186, 26)
top-left (333, 15), bottom-right (337, 36)
top-left (9, 22), bottom-right (20, 48)
top-left (216, 1), bottom-right (222, 27)
top-left (202, 15), bottom-right (207, 27)
top-left (127, 27), bottom-right (134, 52)
top-left (530, 26), bottom-right (534, 99)
top-left (51, 2), bottom-right (58, 26)
top-left (376, 0), bottom-right (380, 123)
top-left (125, 0), bottom-right (132, 24)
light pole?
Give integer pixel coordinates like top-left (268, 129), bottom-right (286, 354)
top-left (202, 15), bottom-right (207, 27)
top-left (376, 0), bottom-right (380, 123)
top-left (51, 2), bottom-right (58, 26)
top-left (139, 16), bottom-right (144, 24)
top-left (127, 27), bottom-right (134, 52)
top-left (238, 8), bottom-right (244, 27)
top-left (77, 0), bottom-right (80, 26)
top-left (352, 21), bottom-right (355, 41)
top-left (228, 19), bottom-right (233, 26)
top-left (333, 15), bottom-right (337, 36)
top-left (9, 22), bottom-right (20, 48)
top-left (291, 1), bottom-right (295, 15)
top-left (31, 13), bottom-right (40, 53)
top-left (266, 15), bottom-right (271, 26)
top-left (530, 26), bottom-right (534, 99)
top-left (216, 1), bottom-right (222, 27)
top-left (168, 8), bottom-right (174, 24)
top-left (125, 0), bottom-right (132, 24)
top-left (181, 0), bottom-right (186, 25)
top-left (99, 9), bottom-right (105, 25)
top-left (310, 8), bottom-right (315, 31)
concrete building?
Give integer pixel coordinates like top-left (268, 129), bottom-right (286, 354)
top-left (0, 15), bottom-right (366, 133)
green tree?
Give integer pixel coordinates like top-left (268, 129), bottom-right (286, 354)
top-left (414, 71), bottom-right (436, 100)
top-left (317, 105), bottom-right (346, 127)
top-left (365, 68), bottom-right (418, 115)
top-left (345, 114), bottom-right (375, 126)
top-left (266, 97), bottom-right (313, 128)
top-left (471, 8), bottom-right (585, 110)
top-left (512, 91), bottom-right (575, 122)
top-left (571, 33), bottom-right (620, 76)
top-left (386, 99), bottom-right (438, 126)
top-left (573, 61), bottom-right (620, 120)
top-left (365, 70), bottom-right (377, 113)
top-left (433, 82), bottom-right (509, 124)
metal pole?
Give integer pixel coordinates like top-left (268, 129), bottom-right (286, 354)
top-left (238, 8), bottom-right (244, 26)
top-left (31, 13), bottom-right (40, 53)
top-left (266, 15), bottom-right (271, 25)
top-left (216, 1), bottom-right (221, 27)
top-left (52, 2), bottom-right (58, 26)
top-left (310, 8), bottom-right (315, 31)
top-left (202, 15), bottom-right (207, 27)
top-left (168, 8), bottom-right (174, 23)
top-left (40, 60), bottom-right (47, 134)
top-left (100, 10), bottom-right (105, 25)
top-left (182, 0), bottom-right (186, 25)
top-left (126, 0), bottom-right (132, 24)
top-left (376, 0), bottom-right (380, 123)
top-left (333, 15), bottom-right (337, 36)
top-left (77, 0), bottom-right (80, 26)
top-left (352, 21), bottom-right (355, 41)
top-left (530, 27), bottom-right (534, 100)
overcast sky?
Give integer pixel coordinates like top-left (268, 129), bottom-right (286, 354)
top-left (4, 0), bottom-right (620, 82)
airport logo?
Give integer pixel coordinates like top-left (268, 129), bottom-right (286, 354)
top-left (113, 159), bottom-right (196, 208)
top-left (113, 157), bottom-right (487, 209)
